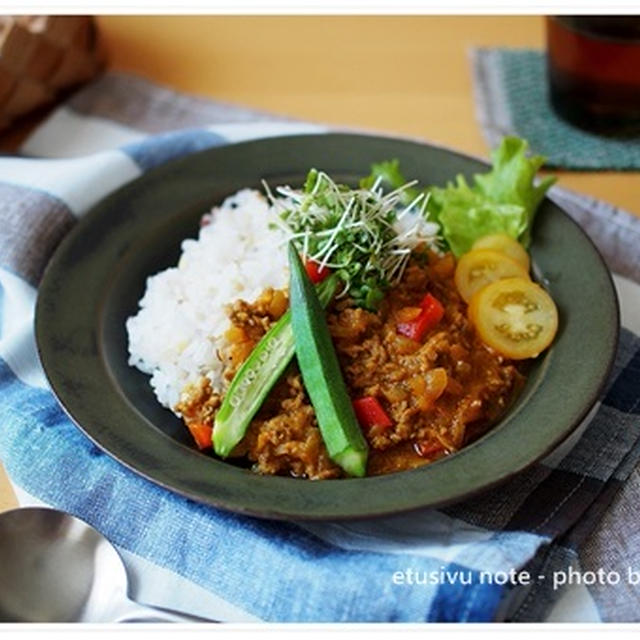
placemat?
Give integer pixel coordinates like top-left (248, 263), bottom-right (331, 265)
top-left (471, 48), bottom-right (640, 170)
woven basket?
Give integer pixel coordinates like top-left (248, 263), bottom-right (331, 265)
top-left (0, 15), bottom-right (105, 130)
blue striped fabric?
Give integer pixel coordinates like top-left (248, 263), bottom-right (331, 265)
top-left (1, 333), bottom-right (639, 621)
top-left (1, 73), bottom-right (639, 622)
top-left (122, 128), bottom-right (227, 170)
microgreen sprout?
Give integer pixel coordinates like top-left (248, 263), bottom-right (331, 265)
top-left (264, 168), bottom-right (440, 310)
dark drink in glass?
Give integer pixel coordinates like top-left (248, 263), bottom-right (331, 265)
top-left (546, 16), bottom-right (640, 135)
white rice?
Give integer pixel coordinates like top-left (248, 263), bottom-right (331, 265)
top-left (126, 189), bottom-right (288, 411)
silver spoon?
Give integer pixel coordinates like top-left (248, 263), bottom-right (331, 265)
top-left (0, 506), bottom-right (214, 623)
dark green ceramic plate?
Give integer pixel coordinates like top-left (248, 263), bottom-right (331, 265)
top-left (36, 133), bottom-right (619, 520)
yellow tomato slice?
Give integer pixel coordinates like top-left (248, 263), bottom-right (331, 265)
top-left (471, 233), bottom-right (531, 271)
top-left (454, 249), bottom-right (530, 303)
top-left (468, 277), bottom-right (558, 360)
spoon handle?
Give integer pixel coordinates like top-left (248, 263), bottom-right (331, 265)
top-left (113, 597), bottom-right (217, 624)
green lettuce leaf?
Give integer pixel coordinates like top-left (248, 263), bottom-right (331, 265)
top-left (428, 137), bottom-right (556, 256)
top-left (430, 175), bottom-right (528, 257)
top-left (362, 137), bottom-right (556, 257)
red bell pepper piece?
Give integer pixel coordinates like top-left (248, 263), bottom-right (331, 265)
top-left (415, 440), bottom-right (446, 458)
top-left (304, 258), bottom-right (331, 284)
top-left (352, 396), bottom-right (393, 431)
top-left (187, 422), bottom-right (213, 450)
top-left (397, 293), bottom-right (444, 341)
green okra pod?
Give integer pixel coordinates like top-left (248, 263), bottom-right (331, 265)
top-left (287, 243), bottom-right (368, 477)
top-left (213, 273), bottom-right (338, 458)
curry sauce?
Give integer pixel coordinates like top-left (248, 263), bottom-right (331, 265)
top-left (176, 251), bottom-right (523, 479)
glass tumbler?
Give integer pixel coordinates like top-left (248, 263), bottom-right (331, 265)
top-left (546, 16), bottom-right (640, 135)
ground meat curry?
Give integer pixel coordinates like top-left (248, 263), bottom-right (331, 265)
top-left (176, 249), bottom-right (523, 479)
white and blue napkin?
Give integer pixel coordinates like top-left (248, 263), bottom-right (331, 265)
top-left (1, 72), bottom-right (640, 622)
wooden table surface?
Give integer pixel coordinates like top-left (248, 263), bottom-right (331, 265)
top-left (1, 15), bottom-right (638, 511)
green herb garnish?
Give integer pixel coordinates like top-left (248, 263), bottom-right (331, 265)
top-left (264, 169), bottom-right (439, 310)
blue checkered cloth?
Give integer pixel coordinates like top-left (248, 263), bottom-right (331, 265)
top-left (1, 72), bottom-right (640, 622)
